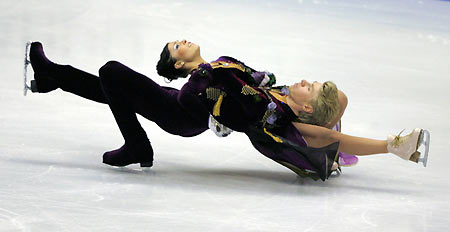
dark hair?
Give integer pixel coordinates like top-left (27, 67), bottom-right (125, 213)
top-left (156, 43), bottom-right (189, 81)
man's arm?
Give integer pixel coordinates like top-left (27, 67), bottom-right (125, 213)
top-left (177, 69), bottom-right (212, 122)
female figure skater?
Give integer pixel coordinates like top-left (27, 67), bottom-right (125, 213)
top-left (24, 40), bottom-right (429, 181)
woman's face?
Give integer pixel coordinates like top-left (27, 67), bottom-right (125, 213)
top-left (167, 39), bottom-right (200, 64)
top-left (288, 80), bottom-right (323, 109)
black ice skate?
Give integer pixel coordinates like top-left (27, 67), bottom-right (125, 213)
top-left (23, 41), bottom-right (58, 95)
top-left (103, 140), bottom-right (154, 168)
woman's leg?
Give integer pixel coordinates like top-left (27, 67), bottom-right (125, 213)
top-left (293, 122), bottom-right (424, 161)
top-left (331, 133), bottom-right (388, 155)
top-left (294, 122), bottom-right (388, 155)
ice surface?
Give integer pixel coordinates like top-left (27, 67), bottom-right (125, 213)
top-left (1, 0), bottom-right (450, 231)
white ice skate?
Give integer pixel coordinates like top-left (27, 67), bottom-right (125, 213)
top-left (23, 41), bottom-right (32, 96)
top-left (387, 128), bottom-right (430, 167)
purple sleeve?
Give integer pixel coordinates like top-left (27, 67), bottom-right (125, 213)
top-left (177, 66), bottom-right (212, 121)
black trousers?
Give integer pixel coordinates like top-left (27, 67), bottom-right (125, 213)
top-left (54, 61), bottom-right (209, 145)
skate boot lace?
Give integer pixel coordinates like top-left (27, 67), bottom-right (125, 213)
top-left (390, 129), bottom-right (409, 147)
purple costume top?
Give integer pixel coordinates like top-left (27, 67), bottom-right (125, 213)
top-left (178, 57), bottom-right (339, 181)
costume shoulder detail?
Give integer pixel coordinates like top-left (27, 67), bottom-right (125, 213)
top-left (210, 56), bottom-right (277, 87)
top-left (206, 87), bottom-right (226, 101)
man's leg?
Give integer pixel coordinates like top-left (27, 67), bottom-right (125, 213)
top-left (29, 42), bottom-right (108, 104)
top-left (98, 61), bottom-right (209, 167)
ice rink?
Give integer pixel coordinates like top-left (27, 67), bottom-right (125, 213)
top-left (1, 0), bottom-right (450, 231)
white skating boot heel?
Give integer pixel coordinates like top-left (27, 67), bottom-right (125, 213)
top-left (387, 128), bottom-right (430, 167)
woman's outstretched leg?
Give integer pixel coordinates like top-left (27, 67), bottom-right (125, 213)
top-left (29, 42), bottom-right (107, 104)
top-left (293, 122), bottom-right (428, 164)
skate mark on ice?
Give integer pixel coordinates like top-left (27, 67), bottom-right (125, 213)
top-left (0, 207), bottom-right (26, 231)
top-left (24, 165), bottom-right (55, 183)
top-left (361, 209), bottom-right (377, 227)
top-left (91, 190), bottom-right (105, 202)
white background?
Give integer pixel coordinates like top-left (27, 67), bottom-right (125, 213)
top-left (1, 0), bottom-right (449, 231)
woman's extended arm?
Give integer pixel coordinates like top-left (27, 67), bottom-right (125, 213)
top-left (292, 122), bottom-right (388, 155)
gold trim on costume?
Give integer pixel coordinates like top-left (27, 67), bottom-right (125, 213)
top-left (263, 128), bottom-right (283, 143)
top-left (241, 85), bottom-right (259, 95)
top-left (212, 93), bottom-right (225, 116)
top-left (210, 61), bottom-right (246, 73)
top-left (269, 90), bottom-right (287, 103)
top-left (206, 87), bottom-right (226, 101)
top-left (261, 111), bottom-right (271, 126)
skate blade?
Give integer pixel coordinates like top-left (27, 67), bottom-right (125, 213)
top-left (140, 161), bottom-right (153, 167)
top-left (330, 167), bottom-right (342, 178)
top-left (105, 164), bottom-right (153, 174)
top-left (140, 167), bottom-right (153, 173)
top-left (23, 41), bottom-right (32, 96)
top-left (418, 130), bottom-right (430, 167)
top-left (415, 130), bottom-right (430, 167)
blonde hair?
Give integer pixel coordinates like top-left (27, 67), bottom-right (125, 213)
top-left (296, 81), bottom-right (340, 126)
